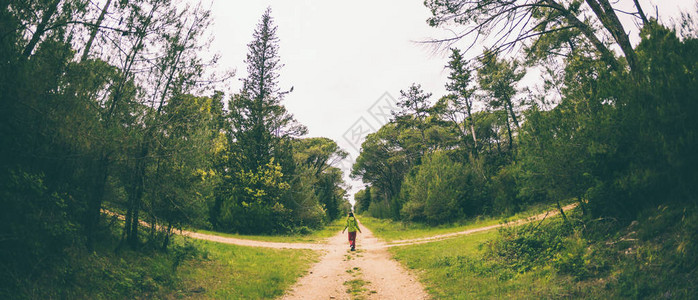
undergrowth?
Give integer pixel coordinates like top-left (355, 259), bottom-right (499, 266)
top-left (2, 213), bottom-right (318, 299)
top-left (388, 203), bottom-right (698, 299)
top-left (484, 204), bottom-right (698, 298)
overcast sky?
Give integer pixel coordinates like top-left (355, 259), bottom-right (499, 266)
top-left (198, 0), bottom-right (696, 201)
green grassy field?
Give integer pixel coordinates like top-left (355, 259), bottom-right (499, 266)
top-left (355, 202), bottom-right (582, 299)
top-left (175, 238), bottom-right (318, 299)
top-left (379, 203), bottom-right (698, 299)
top-left (388, 228), bottom-right (607, 299)
top-left (359, 200), bottom-right (573, 242)
top-left (188, 217), bottom-right (344, 243)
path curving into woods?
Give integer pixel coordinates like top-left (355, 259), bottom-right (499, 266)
top-left (104, 204), bottom-right (577, 299)
top-left (178, 203), bottom-right (578, 250)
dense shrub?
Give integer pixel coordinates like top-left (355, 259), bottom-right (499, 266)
top-left (485, 218), bottom-right (571, 273)
top-left (401, 152), bottom-right (466, 224)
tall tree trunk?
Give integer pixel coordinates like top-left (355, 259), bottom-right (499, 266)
top-left (506, 99), bottom-right (520, 130)
top-left (632, 0), bottom-right (649, 26)
top-left (125, 5), bottom-right (196, 248)
top-left (464, 103), bottom-right (478, 150)
top-left (468, 118), bottom-right (477, 145)
top-left (504, 111), bottom-right (513, 151)
top-left (81, 0), bottom-right (112, 62)
top-left (544, 0), bottom-right (621, 71)
top-left (557, 201), bottom-right (569, 224)
top-left (113, 5), bottom-right (157, 250)
top-left (162, 222), bottom-right (172, 250)
top-left (584, 0), bottom-right (638, 73)
top-left (126, 140), bottom-right (150, 248)
top-left (495, 131), bottom-right (501, 154)
top-left (22, 0), bottom-right (61, 58)
top-left (85, 153), bottom-right (109, 250)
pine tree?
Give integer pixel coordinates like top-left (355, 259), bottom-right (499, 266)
top-left (230, 7), bottom-right (306, 172)
top-left (445, 48), bottom-right (478, 150)
top-left (223, 7), bottom-right (307, 233)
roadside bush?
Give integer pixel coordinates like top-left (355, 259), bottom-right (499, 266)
top-left (485, 217), bottom-right (571, 273)
top-left (484, 204), bottom-right (698, 297)
top-left (610, 204), bottom-right (698, 298)
top-left (0, 169), bottom-right (80, 298)
top-left (551, 233), bottom-right (615, 280)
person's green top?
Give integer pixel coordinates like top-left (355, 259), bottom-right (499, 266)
top-left (345, 216), bottom-right (360, 232)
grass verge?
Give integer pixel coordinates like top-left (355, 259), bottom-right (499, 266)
top-left (387, 204), bottom-right (698, 299)
top-left (388, 230), bottom-right (586, 299)
top-left (175, 238), bottom-right (318, 299)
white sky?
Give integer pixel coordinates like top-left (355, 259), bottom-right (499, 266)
top-left (198, 0), bottom-right (696, 201)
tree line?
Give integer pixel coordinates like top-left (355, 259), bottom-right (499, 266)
top-left (353, 0), bottom-right (698, 224)
top-left (0, 2), bottom-right (348, 296)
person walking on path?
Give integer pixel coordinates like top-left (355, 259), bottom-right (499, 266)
top-left (342, 212), bottom-right (362, 251)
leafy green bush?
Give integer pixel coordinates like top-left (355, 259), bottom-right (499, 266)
top-left (485, 218), bottom-right (571, 273)
top-left (401, 151), bottom-right (466, 224)
top-left (551, 233), bottom-right (615, 280)
top-left (0, 169), bottom-right (81, 298)
top-left (609, 205), bottom-right (698, 298)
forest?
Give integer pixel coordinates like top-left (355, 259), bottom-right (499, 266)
top-left (1, 0), bottom-right (698, 298)
top-left (1, 1), bottom-right (349, 297)
top-left (348, 1), bottom-right (698, 297)
top-left (353, 1), bottom-right (698, 225)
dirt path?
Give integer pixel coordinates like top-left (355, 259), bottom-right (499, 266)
top-left (386, 203), bottom-right (578, 248)
top-left (102, 209), bottom-right (325, 250)
top-left (277, 204), bottom-right (578, 299)
top-left (174, 203), bottom-right (577, 250)
top-left (104, 204), bottom-right (577, 299)
top-left (280, 223), bottom-right (428, 300)
top-left (180, 231), bottom-right (326, 250)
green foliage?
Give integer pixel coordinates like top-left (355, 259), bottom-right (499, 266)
top-left (359, 21), bottom-right (698, 227)
top-left (485, 220), bottom-right (570, 273)
top-left (401, 151), bottom-right (465, 224)
top-left (486, 204), bottom-right (697, 297)
top-left (193, 216), bottom-right (345, 244)
top-left (0, 2), bottom-right (345, 296)
top-left (215, 9), bottom-right (346, 234)
top-left (293, 137), bottom-right (348, 222)
top-left (608, 205), bottom-right (698, 298)
top-left (385, 204), bottom-right (697, 299)
top-left (0, 169), bottom-right (79, 297)
top-left (352, 123), bottom-right (413, 204)
top-left (575, 22), bottom-right (698, 218)
top-left (0, 210), bottom-right (196, 299)
top-left (351, 3), bottom-right (698, 233)
top-left (287, 165), bottom-right (326, 229)
top-left (353, 187), bottom-right (369, 214)
top-left (366, 199), bottom-right (393, 219)
top-left (551, 233), bottom-right (604, 280)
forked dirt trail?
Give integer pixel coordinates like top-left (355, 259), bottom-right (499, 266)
top-left (105, 204), bottom-right (576, 299)
top-left (280, 223), bottom-right (428, 300)
top-left (279, 203), bottom-right (576, 299)
top-left (174, 203), bottom-right (577, 251)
